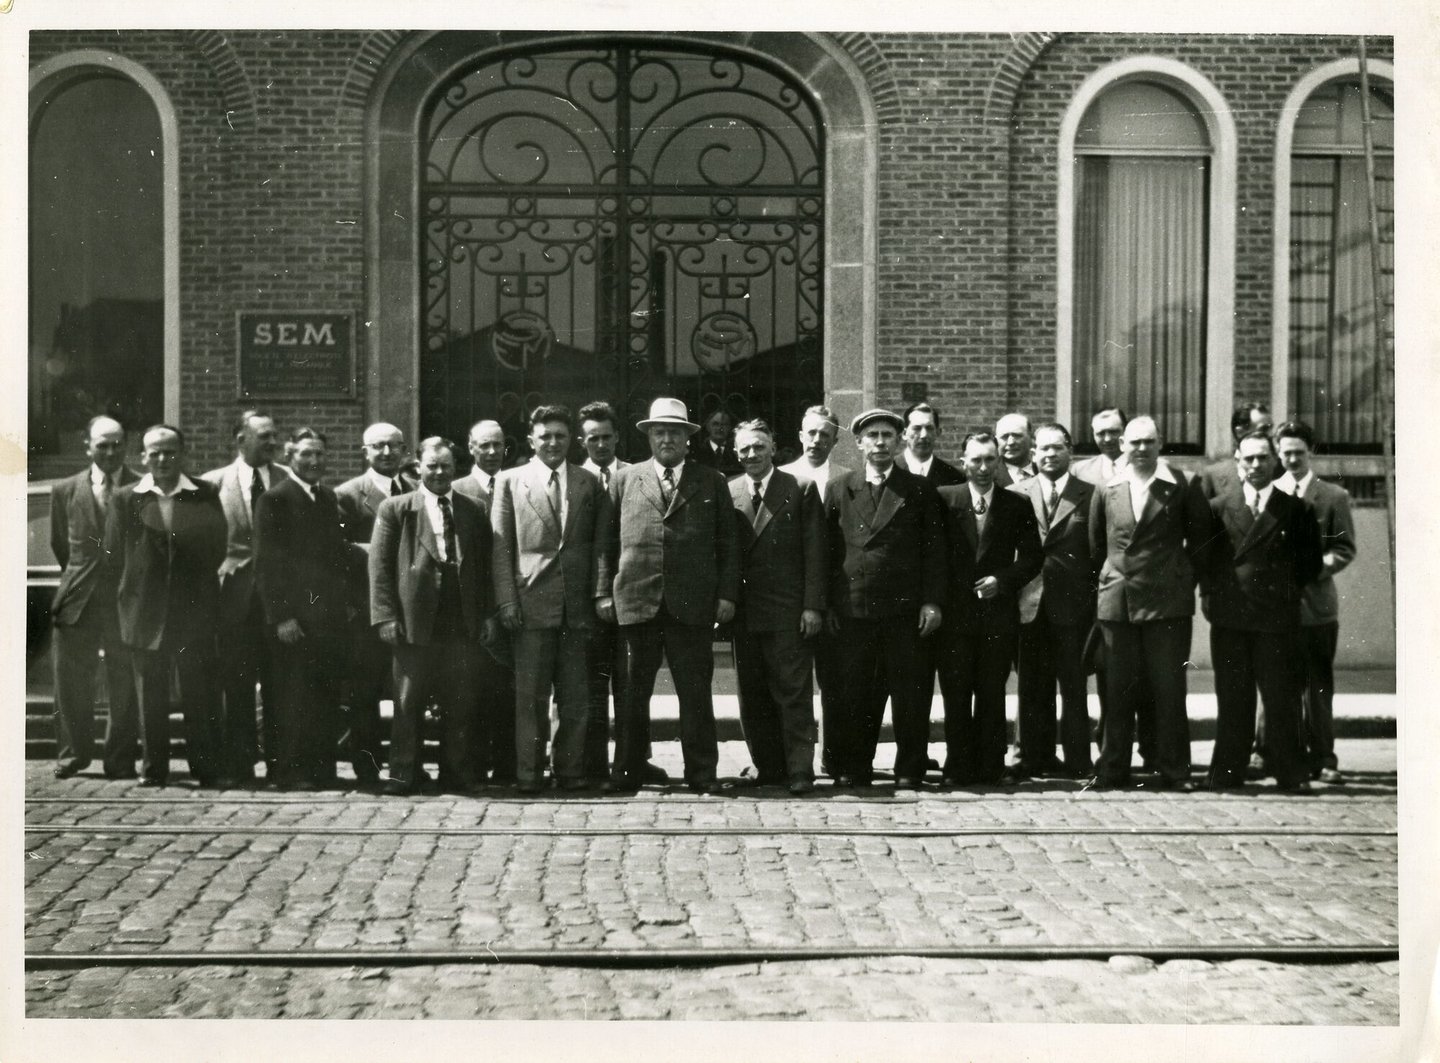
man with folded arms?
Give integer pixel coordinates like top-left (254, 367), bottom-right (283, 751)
top-left (491, 404), bottom-right (612, 793)
top-left (729, 419), bottom-right (827, 794)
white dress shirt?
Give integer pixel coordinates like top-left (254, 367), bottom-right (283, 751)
top-left (365, 466), bottom-right (406, 498)
top-left (1274, 469), bottom-right (1314, 499)
top-left (968, 483), bottom-right (995, 535)
top-left (1124, 462), bottom-right (1177, 523)
top-left (135, 472), bottom-right (200, 531)
top-left (903, 452), bottom-right (933, 477)
top-left (418, 483), bottom-right (457, 561)
top-left (582, 458), bottom-right (619, 490)
top-left (1243, 481), bottom-right (1274, 515)
top-left (652, 459), bottom-right (683, 491)
top-left (90, 464), bottom-right (116, 508)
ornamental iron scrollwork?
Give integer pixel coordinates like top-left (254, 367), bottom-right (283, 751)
top-left (419, 41), bottom-right (824, 459)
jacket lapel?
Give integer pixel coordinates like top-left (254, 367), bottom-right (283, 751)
top-left (850, 475), bottom-right (878, 527)
top-left (220, 465), bottom-right (250, 531)
top-left (958, 493), bottom-right (979, 553)
top-left (976, 492), bottom-right (997, 557)
top-left (640, 464), bottom-right (669, 517)
top-left (1045, 480), bottom-right (1080, 545)
top-left (1234, 491), bottom-right (1279, 560)
top-left (1108, 481), bottom-right (1138, 537)
top-left (413, 495), bottom-right (442, 565)
top-left (1137, 477), bottom-right (1174, 532)
top-left (752, 479), bottom-right (776, 539)
top-left (523, 465), bottom-right (561, 539)
top-left (866, 475), bottom-right (903, 540)
top-left (666, 466), bottom-right (700, 520)
top-left (364, 478), bottom-right (386, 517)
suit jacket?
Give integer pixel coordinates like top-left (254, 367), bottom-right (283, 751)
top-left (104, 478), bottom-right (229, 651)
top-left (202, 459), bottom-right (294, 625)
top-left (1009, 474), bottom-right (1097, 627)
top-left (1291, 478), bottom-right (1357, 625)
top-left (452, 468), bottom-right (498, 507)
top-left (1071, 453), bottom-right (1122, 487)
top-left (1200, 485), bottom-right (1324, 634)
top-left (904, 455), bottom-right (966, 487)
top-left (255, 478), bottom-right (360, 637)
top-left (581, 457), bottom-right (628, 494)
top-left (825, 465), bottom-right (948, 620)
top-left (491, 461), bottom-right (612, 630)
top-left (369, 490), bottom-right (492, 645)
top-left (1089, 468), bottom-right (1212, 623)
top-left (729, 470), bottom-right (826, 632)
top-left (1197, 458), bottom-right (1241, 500)
top-left (777, 458), bottom-right (851, 504)
top-left (608, 459), bottom-right (740, 627)
top-left (335, 469), bottom-right (417, 545)
top-left (994, 461), bottom-right (1039, 489)
top-left (50, 465), bottom-right (140, 625)
top-left (937, 484), bottom-right (1043, 634)
top-left (690, 439), bottom-right (743, 477)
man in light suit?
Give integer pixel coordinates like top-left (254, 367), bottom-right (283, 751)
top-left (600, 397), bottom-right (740, 793)
top-left (900, 402), bottom-right (966, 486)
top-left (256, 428), bottom-right (364, 790)
top-left (452, 418), bottom-right (517, 784)
top-left (105, 425), bottom-right (228, 787)
top-left (1008, 423), bottom-right (1097, 779)
top-left (334, 421), bottom-right (415, 783)
top-left (824, 409), bottom-right (948, 788)
top-left (203, 409), bottom-right (289, 786)
top-left (729, 419), bottom-right (827, 794)
top-left (1201, 429), bottom-right (1323, 792)
top-left (49, 415), bottom-right (141, 779)
top-left (935, 433), bottom-right (1043, 786)
top-left (1274, 420), bottom-right (1357, 784)
top-left (370, 437), bottom-right (493, 795)
top-left (491, 405), bottom-right (613, 793)
top-left (1088, 415), bottom-right (1211, 791)
top-left (779, 405), bottom-right (850, 777)
top-left (993, 413), bottom-right (1039, 488)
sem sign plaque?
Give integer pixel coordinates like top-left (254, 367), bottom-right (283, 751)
top-left (236, 311), bottom-right (356, 400)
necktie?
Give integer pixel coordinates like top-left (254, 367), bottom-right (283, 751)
top-left (661, 468), bottom-right (675, 508)
top-left (1249, 491), bottom-right (1262, 519)
top-left (390, 478), bottom-right (403, 497)
top-left (95, 474), bottom-right (112, 512)
top-left (1046, 483), bottom-right (1060, 524)
top-left (600, 465), bottom-right (611, 491)
top-left (751, 481), bottom-right (765, 526)
top-left (547, 469), bottom-right (562, 526)
top-left (973, 494), bottom-right (987, 516)
top-left (437, 495), bottom-right (457, 562)
top-left (250, 467), bottom-right (265, 516)
top-left (868, 478), bottom-right (883, 506)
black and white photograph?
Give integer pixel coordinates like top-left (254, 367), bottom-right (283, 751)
top-left (4, 1), bottom-right (1436, 1059)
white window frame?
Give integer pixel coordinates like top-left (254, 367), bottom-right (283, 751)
top-left (1056, 56), bottom-right (1237, 456)
top-left (1270, 58), bottom-right (1395, 462)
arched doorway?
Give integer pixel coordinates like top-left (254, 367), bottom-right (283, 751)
top-left (415, 41), bottom-right (824, 459)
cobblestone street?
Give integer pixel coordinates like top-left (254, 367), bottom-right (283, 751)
top-left (22, 739), bottom-right (1399, 1026)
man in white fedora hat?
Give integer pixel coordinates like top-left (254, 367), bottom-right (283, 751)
top-left (598, 397), bottom-right (740, 793)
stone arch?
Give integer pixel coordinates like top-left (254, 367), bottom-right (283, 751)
top-left (362, 31), bottom-right (883, 443)
top-left (182, 30), bottom-right (257, 131)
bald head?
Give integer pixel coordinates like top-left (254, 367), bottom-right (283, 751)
top-left (361, 421), bottom-right (406, 477)
top-left (85, 416), bottom-right (126, 476)
top-left (469, 419), bottom-right (506, 477)
top-left (994, 413), bottom-right (1032, 467)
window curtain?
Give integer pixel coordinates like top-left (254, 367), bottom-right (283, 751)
top-left (1073, 156), bottom-right (1208, 449)
top-left (1289, 155), bottom-right (1393, 449)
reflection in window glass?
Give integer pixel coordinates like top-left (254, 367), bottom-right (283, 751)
top-left (29, 73), bottom-right (163, 478)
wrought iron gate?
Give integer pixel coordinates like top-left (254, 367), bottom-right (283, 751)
top-left (420, 42), bottom-right (824, 458)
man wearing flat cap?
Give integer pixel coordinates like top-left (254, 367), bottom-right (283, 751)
top-left (600, 397), bottom-right (740, 793)
top-left (823, 408), bottom-right (948, 788)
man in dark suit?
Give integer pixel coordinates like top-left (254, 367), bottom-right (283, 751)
top-left (729, 419), bottom-right (827, 794)
top-left (491, 405), bottom-right (613, 793)
top-left (993, 413), bottom-right (1039, 488)
top-left (1008, 423), bottom-right (1097, 778)
top-left (900, 402), bottom-right (966, 486)
top-left (600, 397), bottom-right (740, 793)
top-left (255, 428), bottom-right (364, 790)
top-left (1198, 402), bottom-right (1273, 500)
top-left (1274, 421), bottom-right (1358, 784)
top-left (104, 425), bottom-right (229, 787)
top-left (370, 437), bottom-right (494, 795)
top-left (49, 415), bottom-right (141, 779)
top-left (1202, 429), bottom-right (1323, 792)
top-left (690, 408), bottom-right (743, 477)
top-left (935, 432), bottom-right (1043, 785)
top-left (1088, 415), bottom-right (1211, 791)
top-left (824, 409), bottom-right (948, 788)
top-left (452, 417), bottom-right (518, 784)
top-left (334, 421), bottom-right (415, 784)
top-left (202, 409), bottom-right (287, 786)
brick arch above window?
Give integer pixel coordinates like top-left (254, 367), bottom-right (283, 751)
top-left (983, 32), bottom-right (1061, 132)
top-left (181, 30), bottom-right (257, 131)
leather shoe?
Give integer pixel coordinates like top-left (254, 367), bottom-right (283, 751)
top-left (1156, 778), bottom-right (1195, 793)
top-left (832, 774), bottom-right (855, 788)
top-left (137, 777), bottom-right (167, 789)
top-left (602, 777), bottom-right (638, 794)
top-left (640, 762), bottom-right (670, 784)
top-left (788, 778), bottom-right (814, 795)
top-left (1081, 776), bottom-right (1122, 792)
top-left (53, 763), bottom-right (86, 779)
top-left (688, 781), bottom-right (717, 795)
top-left (1276, 779), bottom-right (1314, 795)
top-left (1318, 768), bottom-right (1344, 785)
top-left (894, 776), bottom-right (921, 790)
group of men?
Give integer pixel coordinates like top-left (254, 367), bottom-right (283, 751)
top-left (48, 393), bottom-right (1354, 796)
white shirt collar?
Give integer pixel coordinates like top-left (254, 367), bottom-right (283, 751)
top-left (237, 456), bottom-right (271, 484)
top-left (804, 458), bottom-right (831, 481)
top-left (969, 481), bottom-right (994, 504)
top-left (1125, 462), bottom-right (1176, 489)
top-left (1042, 472), bottom-right (1070, 496)
top-left (469, 467), bottom-right (494, 490)
top-left (295, 478), bottom-right (317, 501)
top-left (366, 466), bottom-right (403, 496)
top-left (90, 465), bottom-right (115, 487)
top-left (419, 482), bottom-right (453, 503)
top-left (744, 467), bottom-right (774, 496)
top-left (529, 455), bottom-right (567, 481)
top-left (1275, 469), bottom-right (1314, 496)
top-left (135, 472), bottom-right (198, 497)
top-left (1245, 481), bottom-right (1274, 511)
top-left (1005, 460), bottom-right (1035, 478)
top-left (653, 459), bottom-right (683, 484)
top-left (865, 462), bottom-right (892, 486)
top-left (904, 452), bottom-right (933, 476)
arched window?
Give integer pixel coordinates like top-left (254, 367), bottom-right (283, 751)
top-left (29, 68), bottom-right (166, 478)
top-left (1281, 74), bottom-right (1393, 453)
top-left (1072, 80), bottom-right (1210, 452)
top-left (1057, 58), bottom-right (1236, 456)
